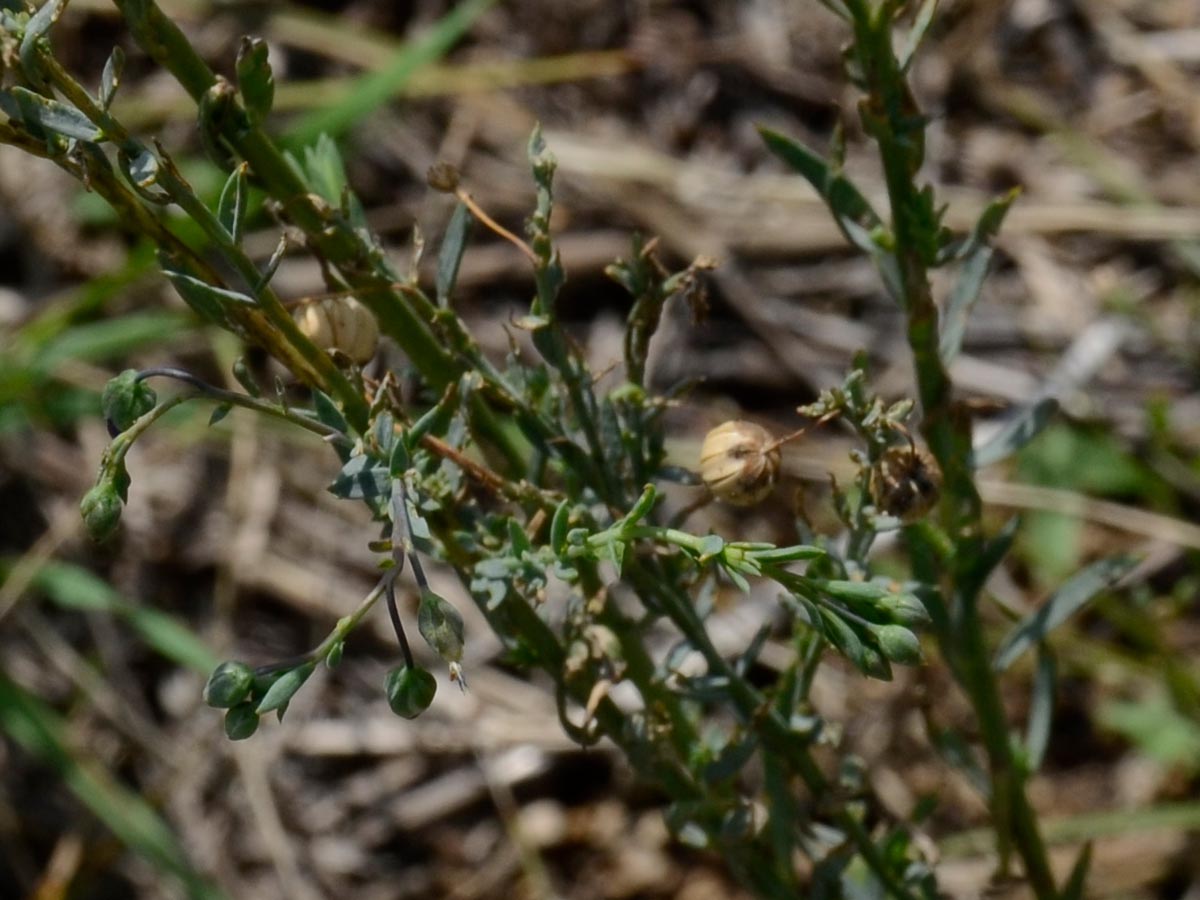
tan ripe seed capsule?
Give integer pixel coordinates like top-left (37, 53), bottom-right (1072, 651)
top-left (294, 296), bottom-right (379, 365)
top-left (870, 444), bottom-right (942, 521)
top-left (699, 420), bottom-right (781, 506)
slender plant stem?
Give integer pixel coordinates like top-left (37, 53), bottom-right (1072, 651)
top-left (841, 2), bottom-right (1058, 895)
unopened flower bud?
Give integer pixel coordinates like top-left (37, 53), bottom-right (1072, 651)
top-left (698, 420), bottom-right (781, 506)
top-left (870, 444), bottom-right (942, 522)
top-left (294, 296), bottom-right (379, 364)
top-left (102, 370), bottom-right (157, 434)
top-left (385, 664), bottom-right (437, 718)
top-left (867, 622), bottom-right (923, 666)
top-left (224, 702), bottom-right (260, 740)
top-left (204, 661), bottom-right (255, 708)
top-left (80, 480), bottom-right (123, 542)
top-left (878, 592), bottom-right (931, 628)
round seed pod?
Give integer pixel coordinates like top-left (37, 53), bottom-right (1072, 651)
top-left (870, 444), bottom-right (942, 521)
top-left (699, 420), bottom-right (781, 506)
top-left (294, 296), bottom-right (379, 365)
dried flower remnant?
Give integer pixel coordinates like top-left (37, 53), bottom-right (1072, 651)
top-left (699, 420), bottom-right (782, 506)
top-left (870, 444), bottom-right (942, 522)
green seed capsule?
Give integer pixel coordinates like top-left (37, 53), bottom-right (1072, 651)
top-left (418, 589), bottom-right (465, 664)
top-left (385, 665), bottom-right (437, 719)
top-left (204, 660), bottom-right (255, 708)
top-left (224, 702), bottom-right (260, 740)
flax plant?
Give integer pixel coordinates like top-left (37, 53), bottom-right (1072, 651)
top-left (0, 1), bottom-right (1135, 897)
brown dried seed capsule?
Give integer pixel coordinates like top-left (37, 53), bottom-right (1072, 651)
top-left (870, 444), bottom-right (942, 521)
top-left (699, 420), bottom-right (781, 506)
top-left (426, 162), bottom-right (461, 193)
top-left (294, 296), bottom-right (379, 365)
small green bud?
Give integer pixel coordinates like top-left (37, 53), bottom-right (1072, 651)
top-left (385, 665), bottom-right (437, 718)
top-left (203, 661), bottom-right (255, 708)
top-left (102, 369), bottom-right (156, 434)
top-left (869, 623), bottom-right (924, 666)
top-left (80, 481), bottom-right (123, 542)
top-left (878, 592), bottom-right (931, 628)
top-left (224, 702), bottom-right (260, 740)
top-left (418, 589), bottom-right (464, 664)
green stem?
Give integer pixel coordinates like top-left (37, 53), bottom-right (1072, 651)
top-left (36, 50), bottom-right (371, 433)
top-left (625, 562), bottom-right (920, 900)
top-left (843, 3), bottom-right (1058, 896)
top-left (110, 0), bottom-right (459, 390)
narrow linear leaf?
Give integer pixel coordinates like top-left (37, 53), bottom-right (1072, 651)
top-left (963, 515), bottom-right (1020, 598)
top-left (208, 403), bottom-right (233, 427)
top-left (216, 162), bottom-right (249, 243)
top-left (972, 396), bottom-right (1058, 469)
top-left (1025, 646), bottom-right (1056, 772)
top-left (0, 87), bottom-right (103, 142)
top-left (312, 390), bottom-right (348, 434)
top-left (436, 202), bottom-right (472, 308)
top-left (1060, 843), bottom-right (1092, 900)
top-left (99, 45), bottom-right (125, 111)
top-left (164, 270), bottom-right (256, 322)
top-left (256, 663), bottom-right (315, 714)
top-left (994, 555), bottom-right (1137, 671)
top-left (898, 0), bottom-right (939, 72)
top-left (19, 0), bottom-right (67, 87)
top-left (758, 126), bottom-right (882, 236)
top-left (937, 187), bottom-right (1019, 265)
top-left (939, 244), bottom-right (992, 365)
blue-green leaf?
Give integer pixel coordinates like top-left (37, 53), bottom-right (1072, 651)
top-left (973, 397), bottom-right (1058, 469)
top-left (436, 202), bottom-right (472, 308)
top-left (898, 0), bottom-right (938, 72)
top-left (1025, 646), bottom-right (1056, 772)
top-left (0, 87), bottom-right (102, 142)
top-left (329, 453), bottom-right (389, 500)
top-left (19, 0), bottom-right (67, 87)
top-left (216, 162), bottom-right (248, 244)
top-left (758, 126), bottom-right (882, 236)
top-left (99, 45), bottom-right (125, 111)
top-left (937, 188), bottom-right (1018, 265)
top-left (939, 243), bottom-right (992, 365)
top-left (994, 555), bottom-right (1137, 671)
top-left (256, 662), bottom-right (315, 714)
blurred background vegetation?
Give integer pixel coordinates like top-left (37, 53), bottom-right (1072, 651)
top-left (2, 0), bottom-right (1199, 897)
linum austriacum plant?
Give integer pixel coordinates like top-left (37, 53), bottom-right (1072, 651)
top-left (1, 0), bottom-right (1138, 896)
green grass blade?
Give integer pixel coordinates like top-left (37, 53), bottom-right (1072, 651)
top-left (0, 673), bottom-right (225, 900)
top-left (285, 0), bottom-right (495, 145)
top-left (26, 561), bottom-right (219, 674)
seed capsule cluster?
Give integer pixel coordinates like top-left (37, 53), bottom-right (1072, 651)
top-left (294, 296), bottom-right (379, 365)
top-left (699, 420), bottom-right (781, 506)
